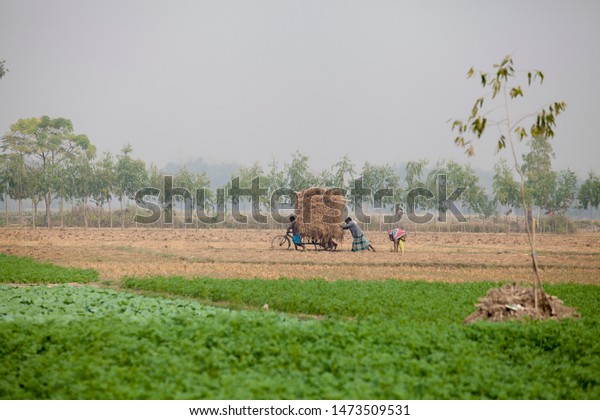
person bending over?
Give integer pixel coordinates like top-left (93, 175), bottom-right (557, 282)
top-left (388, 228), bottom-right (407, 254)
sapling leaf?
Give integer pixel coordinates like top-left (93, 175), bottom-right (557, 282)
top-left (510, 86), bottom-right (523, 98)
top-left (537, 70), bottom-right (544, 83)
top-left (498, 135), bottom-right (506, 150)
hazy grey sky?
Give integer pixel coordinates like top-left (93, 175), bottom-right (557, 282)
top-left (1, 0), bottom-right (599, 175)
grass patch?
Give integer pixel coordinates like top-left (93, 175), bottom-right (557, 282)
top-left (0, 254), bottom-right (98, 284)
top-left (1, 280), bottom-right (598, 399)
top-left (114, 245), bottom-right (134, 252)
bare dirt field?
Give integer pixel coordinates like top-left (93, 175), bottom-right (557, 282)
top-left (1, 227), bottom-right (599, 285)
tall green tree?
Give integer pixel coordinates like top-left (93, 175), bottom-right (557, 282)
top-left (1, 116), bottom-right (95, 227)
top-left (54, 158), bottom-right (74, 228)
top-left (115, 145), bottom-right (147, 228)
top-left (331, 154), bottom-right (356, 190)
top-left (522, 136), bottom-right (556, 216)
top-left (405, 160), bottom-right (428, 190)
top-left (91, 152), bottom-right (116, 228)
top-left (0, 154), bottom-right (8, 223)
top-left (26, 166), bottom-right (45, 228)
top-left (285, 151), bottom-right (315, 193)
top-left (266, 158), bottom-right (286, 193)
top-left (404, 159), bottom-right (429, 213)
top-left (191, 170), bottom-right (212, 222)
top-left (264, 158), bottom-right (289, 216)
top-left (10, 153), bottom-right (40, 226)
top-left (173, 166), bottom-right (196, 226)
top-left (315, 168), bottom-right (334, 188)
top-left (173, 166), bottom-right (211, 225)
top-left (69, 153), bottom-right (96, 229)
top-left (0, 153), bottom-right (32, 224)
top-left (450, 55), bottom-right (566, 308)
top-left (145, 163), bottom-right (165, 227)
top-left (233, 162), bottom-right (264, 189)
top-left (493, 159), bottom-right (521, 215)
top-left (225, 162), bottom-right (265, 217)
top-left (451, 161), bottom-right (487, 215)
top-left (354, 162), bottom-right (402, 215)
top-left (426, 161), bottom-right (485, 214)
top-left (147, 163), bottom-right (165, 192)
top-left (551, 169), bottom-right (577, 215)
top-left (578, 171), bottom-right (600, 219)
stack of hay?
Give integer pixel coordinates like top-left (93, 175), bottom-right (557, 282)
top-left (463, 284), bottom-right (580, 323)
top-left (294, 187), bottom-right (346, 245)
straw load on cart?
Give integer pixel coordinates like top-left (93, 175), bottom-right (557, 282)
top-left (294, 187), bottom-right (346, 249)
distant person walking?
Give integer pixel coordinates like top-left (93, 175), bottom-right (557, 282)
top-left (341, 217), bottom-right (375, 252)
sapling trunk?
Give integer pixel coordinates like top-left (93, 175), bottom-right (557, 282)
top-left (503, 86), bottom-right (548, 310)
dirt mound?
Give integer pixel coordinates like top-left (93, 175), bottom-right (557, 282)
top-left (464, 284), bottom-right (580, 323)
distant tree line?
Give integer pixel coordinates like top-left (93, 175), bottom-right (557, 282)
top-left (1, 116), bottom-right (600, 230)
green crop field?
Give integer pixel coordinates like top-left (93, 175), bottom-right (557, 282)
top-left (0, 254), bottom-right (98, 284)
top-left (1, 255), bottom-right (599, 399)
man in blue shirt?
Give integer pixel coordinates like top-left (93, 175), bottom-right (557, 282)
top-left (287, 215), bottom-right (305, 251)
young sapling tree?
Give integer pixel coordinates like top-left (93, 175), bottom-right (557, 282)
top-left (451, 55), bottom-right (566, 310)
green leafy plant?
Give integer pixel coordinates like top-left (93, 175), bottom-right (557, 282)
top-left (1, 282), bottom-right (598, 399)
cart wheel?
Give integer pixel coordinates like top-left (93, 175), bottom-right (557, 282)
top-left (271, 234), bottom-right (291, 250)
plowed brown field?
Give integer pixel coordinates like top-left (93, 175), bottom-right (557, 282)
top-left (1, 228), bottom-right (599, 284)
